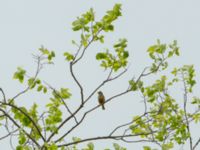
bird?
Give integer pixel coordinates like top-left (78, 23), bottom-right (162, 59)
top-left (98, 91), bottom-right (105, 110)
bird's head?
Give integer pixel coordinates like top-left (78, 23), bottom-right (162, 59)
top-left (98, 91), bottom-right (103, 95)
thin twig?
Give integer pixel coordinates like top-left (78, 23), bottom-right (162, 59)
top-left (181, 72), bottom-right (193, 150)
top-left (45, 82), bottom-right (78, 124)
top-left (84, 68), bottom-right (128, 104)
top-left (0, 88), bottom-right (6, 103)
top-left (72, 29), bottom-right (102, 65)
top-left (0, 129), bottom-right (18, 140)
top-left (193, 137), bottom-right (200, 150)
top-left (11, 55), bottom-right (42, 101)
top-left (109, 112), bottom-right (148, 136)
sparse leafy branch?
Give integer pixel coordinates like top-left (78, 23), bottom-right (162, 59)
top-left (1, 102), bottom-right (44, 140)
top-left (45, 83), bottom-right (78, 124)
top-left (0, 107), bottom-right (41, 148)
top-left (127, 63), bottom-right (200, 150)
top-left (45, 4), bottom-right (125, 144)
top-left (11, 49), bottom-right (51, 101)
top-left (96, 38), bottom-right (129, 72)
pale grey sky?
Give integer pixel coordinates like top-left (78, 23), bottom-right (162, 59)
top-left (0, 0), bottom-right (200, 149)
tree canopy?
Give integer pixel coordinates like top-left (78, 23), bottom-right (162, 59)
top-left (0, 3), bottom-right (200, 150)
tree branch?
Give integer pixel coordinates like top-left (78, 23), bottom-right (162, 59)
top-left (0, 102), bottom-right (45, 142)
top-left (193, 137), bottom-right (200, 150)
top-left (109, 112), bottom-right (148, 136)
top-left (72, 29), bottom-right (102, 65)
top-left (54, 89), bottom-right (131, 143)
top-left (11, 54), bottom-right (42, 102)
top-left (0, 129), bottom-right (18, 141)
top-left (0, 88), bottom-right (6, 103)
top-left (57, 132), bottom-right (157, 147)
top-left (181, 72), bottom-right (193, 150)
top-left (84, 68), bottom-right (128, 104)
top-left (44, 82), bottom-right (78, 124)
top-left (0, 108), bottom-right (41, 148)
top-left (69, 62), bottom-right (84, 104)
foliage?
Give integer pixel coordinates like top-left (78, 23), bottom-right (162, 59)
top-left (0, 3), bottom-right (200, 150)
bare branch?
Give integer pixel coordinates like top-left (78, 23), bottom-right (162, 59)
top-left (54, 89), bottom-right (131, 143)
top-left (0, 129), bottom-right (18, 141)
top-left (69, 62), bottom-right (84, 105)
top-left (0, 88), bottom-right (6, 103)
top-left (73, 44), bottom-right (83, 61)
top-left (193, 137), bottom-right (200, 150)
top-left (84, 68), bottom-right (128, 104)
top-left (57, 132), bottom-right (157, 147)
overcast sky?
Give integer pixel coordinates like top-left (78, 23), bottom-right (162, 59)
top-left (0, 0), bottom-right (200, 149)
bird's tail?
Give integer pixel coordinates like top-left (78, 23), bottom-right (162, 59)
top-left (102, 104), bottom-right (105, 110)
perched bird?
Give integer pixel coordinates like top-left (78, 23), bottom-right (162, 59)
top-left (98, 91), bottom-right (105, 110)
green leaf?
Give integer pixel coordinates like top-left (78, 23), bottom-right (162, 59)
top-left (96, 53), bottom-right (107, 60)
top-left (48, 143), bottom-right (58, 150)
top-left (143, 146), bottom-right (151, 150)
top-left (60, 88), bottom-right (71, 99)
top-left (37, 85), bottom-right (43, 92)
top-left (129, 80), bottom-right (138, 91)
top-left (13, 67), bottom-right (26, 83)
top-left (39, 46), bottom-right (49, 55)
top-left (168, 51), bottom-right (174, 58)
top-left (28, 78), bottom-right (35, 89)
top-left (51, 51), bottom-right (55, 57)
top-left (64, 52), bottom-right (74, 61)
top-left (39, 46), bottom-right (55, 62)
top-left (43, 87), bottom-right (47, 93)
top-left (113, 143), bottom-right (126, 150)
top-left (162, 142), bottom-right (174, 150)
top-left (123, 51), bottom-right (129, 58)
top-left (86, 143), bottom-right (94, 150)
top-left (18, 132), bottom-right (26, 145)
top-left (72, 137), bottom-right (81, 142)
top-left (72, 8), bottom-right (95, 32)
top-left (16, 146), bottom-right (23, 150)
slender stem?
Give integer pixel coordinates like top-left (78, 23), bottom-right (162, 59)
top-left (181, 72), bottom-right (193, 150)
top-left (193, 137), bottom-right (200, 150)
top-left (72, 29), bottom-right (102, 65)
top-left (44, 82), bottom-right (78, 124)
top-left (109, 112), bottom-right (147, 136)
top-left (0, 88), bottom-right (6, 103)
top-left (0, 129), bottom-right (18, 141)
top-left (11, 55), bottom-right (42, 102)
